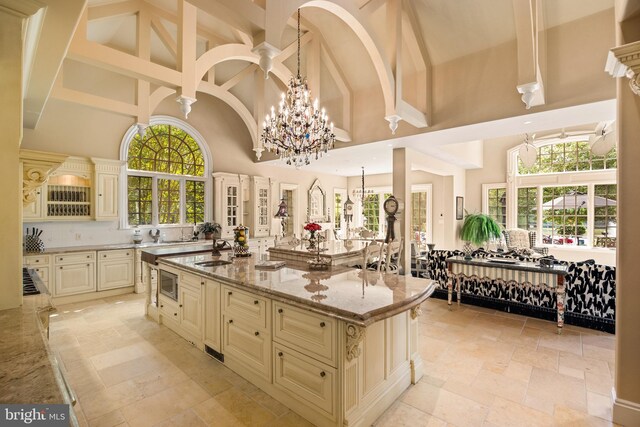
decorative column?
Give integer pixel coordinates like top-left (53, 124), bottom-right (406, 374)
top-left (392, 148), bottom-right (411, 274)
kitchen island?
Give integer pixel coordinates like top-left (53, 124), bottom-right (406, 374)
top-left (151, 252), bottom-right (436, 427)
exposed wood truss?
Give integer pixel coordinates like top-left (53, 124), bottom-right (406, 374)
top-left (51, 0), bottom-right (435, 159)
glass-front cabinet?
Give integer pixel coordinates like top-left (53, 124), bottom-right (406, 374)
top-left (213, 172), bottom-right (248, 239)
top-left (251, 176), bottom-right (271, 237)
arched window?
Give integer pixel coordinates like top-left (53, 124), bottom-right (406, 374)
top-left (121, 117), bottom-right (211, 227)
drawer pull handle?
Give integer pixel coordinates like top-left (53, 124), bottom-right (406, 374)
top-left (126, 253), bottom-right (130, 256)
top-left (320, 371), bottom-right (326, 378)
top-left (320, 322), bottom-right (326, 328)
top-left (60, 258), bottom-right (63, 261)
top-left (59, 266), bottom-right (63, 270)
top-left (87, 256), bottom-right (90, 258)
top-left (87, 264), bottom-right (90, 267)
top-left (278, 308), bottom-right (283, 314)
top-left (179, 304), bottom-right (183, 308)
top-left (229, 319), bottom-right (233, 324)
top-left (254, 300), bottom-right (259, 305)
top-left (35, 260), bottom-right (39, 263)
top-left (278, 352), bottom-right (283, 357)
top-left (228, 291), bottom-right (233, 295)
top-left (254, 331), bottom-right (259, 336)
top-left (160, 304), bottom-right (164, 308)
top-left (174, 313), bottom-right (177, 316)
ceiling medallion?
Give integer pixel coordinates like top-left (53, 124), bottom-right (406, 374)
top-left (260, 9), bottom-right (335, 168)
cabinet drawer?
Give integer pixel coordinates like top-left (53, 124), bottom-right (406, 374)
top-left (159, 296), bottom-right (179, 319)
top-left (223, 315), bottom-right (270, 380)
top-left (273, 302), bottom-right (336, 366)
top-left (273, 344), bottom-right (336, 418)
top-left (24, 255), bottom-right (50, 266)
top-left (55, 252), bottom-right (95, 265)
top-left (222, 286), bottom-right (269, 330)
top-left (98, 249), bottom-right (132, 260)
top-left (180, 271), bottom-right (203, 292)
top-left (31, 267), bottom-right (50, 283)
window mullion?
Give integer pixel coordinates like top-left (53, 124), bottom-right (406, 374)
top-left (152, 176), bottom-right (159, 226)
top-left (587, 183), bottom-right (595, 248)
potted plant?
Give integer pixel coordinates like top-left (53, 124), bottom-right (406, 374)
top-left (199, 222), bottom-right (221, 240)
top-left (460, 213), bottom-right (502, 259)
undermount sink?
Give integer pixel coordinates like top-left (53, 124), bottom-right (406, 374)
top-left (195, 260), bottom-right (232, 267)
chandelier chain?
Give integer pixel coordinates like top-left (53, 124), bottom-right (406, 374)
top-left (297, 8), bottom-right (301, 78)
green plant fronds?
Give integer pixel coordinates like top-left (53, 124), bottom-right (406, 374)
top-left (460, 213), bottom-right (502, 246)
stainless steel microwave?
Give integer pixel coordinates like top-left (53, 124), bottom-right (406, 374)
top-left (159, 270), bottom-right (178, 301)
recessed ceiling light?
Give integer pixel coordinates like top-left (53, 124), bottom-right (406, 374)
top-left (387, 143), bottom-right (393, 147)
top-left (524, 120), bottom-right (532, 124)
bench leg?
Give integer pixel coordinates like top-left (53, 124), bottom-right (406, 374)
top-left (556, 278), bottom-right (566, 335)
top-left (447, 277), bottom-right (453, 310)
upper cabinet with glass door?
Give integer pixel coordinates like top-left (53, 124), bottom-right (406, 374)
top-left (213, 172), bottom-right (249, 239)
top-left (250, 177), bottom-right (272, 237)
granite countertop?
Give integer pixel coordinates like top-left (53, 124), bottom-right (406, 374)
top-left (268, 240), bottom-right (369, 258)
top-left (159, 253), bottom-right (436, 326)
top-left (446, 256), bottom-right (568, 274)
top-left (24, 239), bottom-right (213, 256)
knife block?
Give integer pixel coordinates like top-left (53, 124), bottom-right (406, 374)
top-left (24, 235), bottom-right (45, 253)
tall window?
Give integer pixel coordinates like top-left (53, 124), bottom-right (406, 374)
top-left (125, 122), bottom-right (207, 226)
top-left (334, 193), bottom-right (342, 230)
top-left (594, 184), bottom-right (617, 247)
top-left (362, 194), bottom-right (380, 233)
top-left (517, 187), bottom-right (537, 231)
top-left (411, 192), bottom-right (428, 242)
top-left (282, 189), bottom-right (294, 236)
top-left (487, 188), bottom-right (507, 228)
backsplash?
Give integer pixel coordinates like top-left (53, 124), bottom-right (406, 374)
top-left (23, 222), bottom-right (196, 248)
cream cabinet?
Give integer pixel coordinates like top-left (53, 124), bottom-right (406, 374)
top-left (213, 172), bottom-right (249, 239)
top-left (24, 254), bottom-right (51, 285)
top-left (223, 315), bottom-right (271, 381)
top-left (54, 251), bottom-right (96, 296)
top-left (97, 249), bottom-right (134, 290)
top-left (204, 279), bottom-right (221, 352)
top-left (250, 177), bottom-right (272, 237)
top-left (179, 285), bottom-right (203, 338)
top-left (23, 189), bottom-right (45, 220)
top-left (157, 269), bottom-right (204, 344)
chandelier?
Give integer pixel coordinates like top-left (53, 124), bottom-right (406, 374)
top-left (260, 9), bottom-right (335, 168)
top-left (352, 167), bottom-right (374, 205)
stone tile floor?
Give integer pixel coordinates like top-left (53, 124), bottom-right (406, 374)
top-left (49, 294), bottom-right (618, 426)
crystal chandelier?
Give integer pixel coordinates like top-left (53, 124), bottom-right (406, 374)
top-left (260, 9), bottom-right (335, 168)
top-left (352, 167), bottom-right (374, 205)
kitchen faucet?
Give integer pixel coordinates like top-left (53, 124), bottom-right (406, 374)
top-left (212, 237), bottom-right (221, 257)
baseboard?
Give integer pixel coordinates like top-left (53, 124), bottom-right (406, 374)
top-left (612, 388), bottom-right (640, 426)
top-left (431, 288), bottom-right (615, 333)
top-left (52, 287), bottom-right (134, 305)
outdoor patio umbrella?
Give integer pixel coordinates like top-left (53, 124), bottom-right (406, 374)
top-left (542, 193), bottom-right (617, 209)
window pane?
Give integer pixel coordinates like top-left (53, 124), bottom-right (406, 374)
top-left (518, 140), bottom-right (617, 175)
top-left (517, 187), bottom-right (537, 231)
top-left (593, 184), bottom-right (617, 248)
top-left (158, 178), bottom-right (180, 224)
top-left (127, 176), bottom-right (152, 226)
top-left (541, 186), bottom-right (588, 246)
top-left (185, 180), bottom-right (205, 224)
top-left (363, 194), bottom-right (380, 233)
top-left (334, 193), bottom-right (342, 230)
top-left (486, 188), bottom-right (506, 228)
top-left (411, 192), bottom-right (427, 243)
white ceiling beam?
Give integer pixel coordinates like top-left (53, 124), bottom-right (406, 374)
top-left (321, 45), bottom-right (352, 134)
top-left (87, 0), bottom-right (140, 21)
top-left (220, 63), bottom-right (257, 91)
top-left (175, 0), bottom-right (198, 117)
top-left (513, 0), bottom-right (546, 109)
top-left (253, 68), bottom-right (265, 158)
top-left (51, 76), bottom-right (138, 117)
top-left (68, 33), bottom-right (182, 87)
top-left (136, 3), bottom-right (151, 125)
top-left (185, 0), bottom-right (259, 37)
top-left (306, 35), bottom-right (320, 99)
top-left (402, 0), bottom-right (431, 121)
top-left (274, 30), bottom-right (312, 62)
top-left (22, 0), bottom-right (86, 129)
top-left (150, 16), bottom-right (177, 59)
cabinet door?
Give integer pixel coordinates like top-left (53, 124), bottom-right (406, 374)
top-left (95, 173), bottom-right (119, 220)
top-left (54, 263), bottom-right (96, 296)
top-left (23, 188), bottom-right (44, 221)
top-left (97, 258), bottom-right (134, 291)
top-left (252, 179), bottom-right (270, 237)
top-left (223, 316), bottom-right (270, 380)
top-left (204, 280), bottom-right (221, 352)
top-left (179, 286), bottom-right (202, 338)
top-left (273, 344), bottom-right (336, 417)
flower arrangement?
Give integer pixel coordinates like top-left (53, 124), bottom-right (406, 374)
top-left (304, 222), bottom-right (322, 232)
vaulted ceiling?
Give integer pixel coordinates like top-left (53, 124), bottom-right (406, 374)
top-left (25, 0), bottom-right (617, 176)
